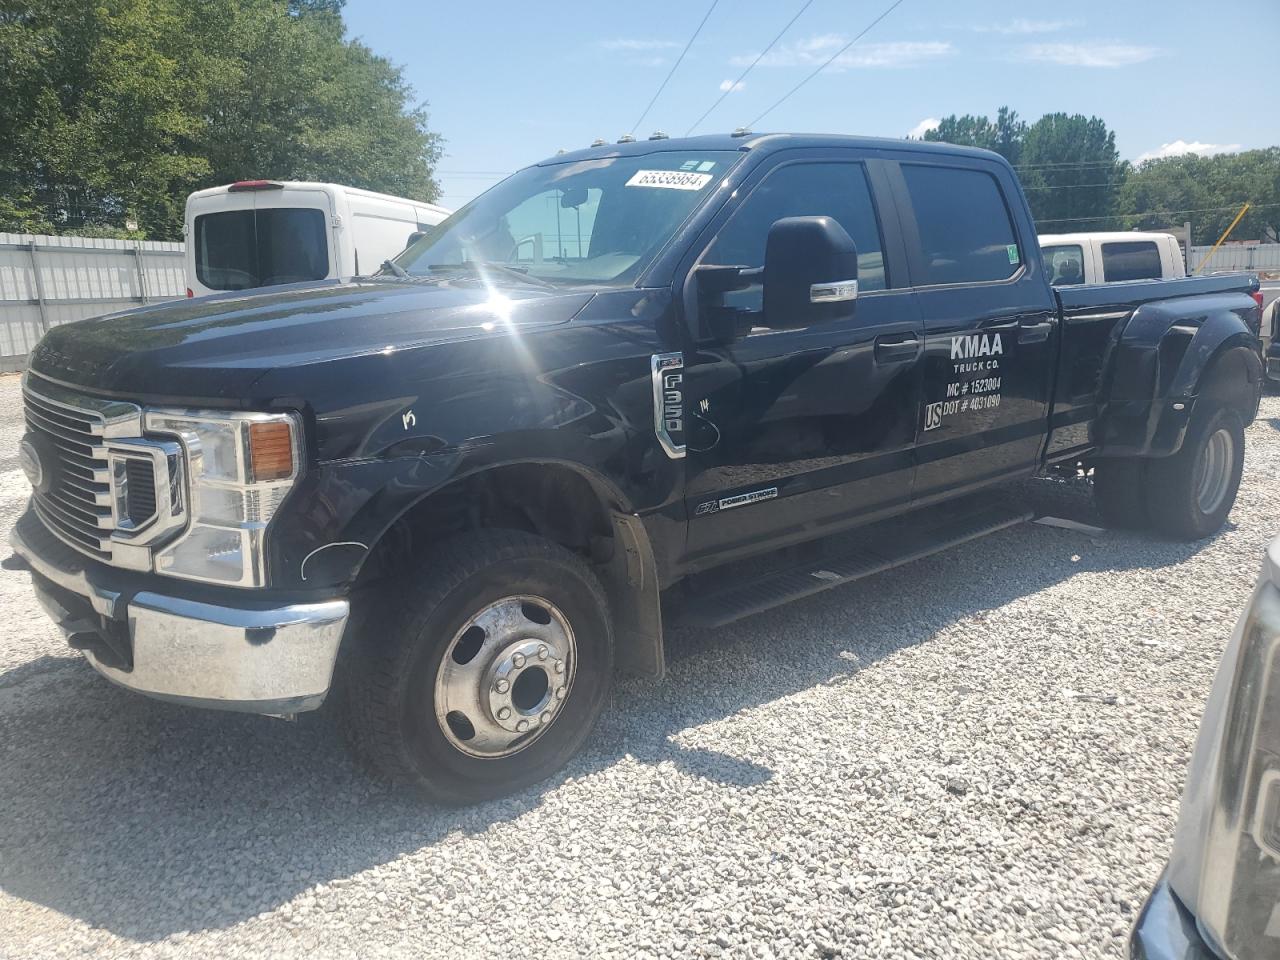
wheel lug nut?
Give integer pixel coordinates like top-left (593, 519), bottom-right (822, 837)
top-left (516, 719), bottom-right (529, 732)
top-left (538, 645), bottom-right (548, 660)
top-left (555, 686), bottom-right (566, 700)
top-left (541, 711), bottom-right (552, 725)
top-left (554, 660), bottom-right (565, 675)
top-left (497, 707), bottom-right (511, 721)
top-left (512, 653), bottom-right (525, 668)
top-left (495, 679), bottom-right (510, 694)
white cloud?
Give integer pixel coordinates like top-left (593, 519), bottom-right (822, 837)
top-left (974, 18), bottom-right (1073, 35)
top-left (1018, 42), bottom-right (1160, 67)
top-left (598, 38), bottom-right (680, 51)
top-left (907, 117), bottom-right (941, 139)
top-left (732, 36), bottom-right (952, 71)
top-left (718, 78), bottom-right (746, 93)
top-left (1136, 139), bottom-right (1243, 163)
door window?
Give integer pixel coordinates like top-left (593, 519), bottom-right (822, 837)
top-left (900, 165), bottom-right (1021, 285)
top-left (1101, 241), bottom-right (1161, 282)
top-left (702, 161), bottom-right (888, 292)
top-left (1042, 244), bottom-right (1086, 285)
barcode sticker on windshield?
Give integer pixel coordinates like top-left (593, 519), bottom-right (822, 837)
top-left (626, 170), bottom-right (713, 190)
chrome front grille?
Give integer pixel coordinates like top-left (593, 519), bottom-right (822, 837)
top-left (21, 377), bottom-right (184, 567)
top-left (23, 386), bottom-right (117, 558)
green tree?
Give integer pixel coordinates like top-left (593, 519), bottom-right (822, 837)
top-left (1018, 113), bottom-right (1126, 230)
top-left (922, 106), bottom-right (1025, 165)
top-left (1117, 148), bottom-right (1280, 244)
top-left (922, 108), bottom-right (1126, 228)
top-left (0, 0), bottom-right (442, 239)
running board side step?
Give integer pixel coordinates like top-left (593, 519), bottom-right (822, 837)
top-left (680, 501), bottom-right (1033, 629)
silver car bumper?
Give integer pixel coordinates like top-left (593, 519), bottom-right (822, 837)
top-left (11, 513), bottom-right (349, 715)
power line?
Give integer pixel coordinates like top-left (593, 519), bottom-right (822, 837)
top-left (748, 0), bottom-right (907, 128)
top-left (684, 0), bottom-right (815, 137)
top-left (1024, 180), bottom-right (1128, 190)
top-left (1026, 177), bottom-right (1251, 191)
top-left (631, 0), bottom-right (721, 136)
top-left (1035, 202), bottom-right (1279, 225)
top-left (1014, 159), bottom-right (1127, 170)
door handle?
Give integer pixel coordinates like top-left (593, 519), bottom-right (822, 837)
top-left (874, 333), bottom-right (920, 363)
top-left (1017, 319), bottom-right (1055, 344)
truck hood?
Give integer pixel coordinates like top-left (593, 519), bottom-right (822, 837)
top-left (28, 279), bottom-right (594, 401)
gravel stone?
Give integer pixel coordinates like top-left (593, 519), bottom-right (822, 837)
top-left (1, 370), bottom-right (1277, 959)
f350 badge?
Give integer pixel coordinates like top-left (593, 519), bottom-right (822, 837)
top-left (651, 353), bottom-right (685, 460)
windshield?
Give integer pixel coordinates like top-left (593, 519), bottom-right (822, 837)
top-left (393, 151), bottom-right (739, 286)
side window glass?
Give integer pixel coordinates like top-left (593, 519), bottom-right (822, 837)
top-left (901, 165), bottom-right (1021, 285)
top-left (1042, 244), bottom-right (1085, 286)
top-left (703, 162), bottom-right (888, 293)
top-left (1101, 241), bottom-right (1161, 282)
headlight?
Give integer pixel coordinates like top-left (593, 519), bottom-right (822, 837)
top-left (1165, 542), bottom-right (1280, 960)
top-left (143, 410), bottom-right (301, 586)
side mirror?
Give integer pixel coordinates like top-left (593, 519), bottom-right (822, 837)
top-left (405, 231), bottom-right (427, 248)
top-left (692, 264), bottom-right (760, 344)
top-left (762, 216), bottom-right (859, 328)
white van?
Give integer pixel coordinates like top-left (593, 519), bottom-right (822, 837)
top-left (184, 181), bottom-right (450, 297)
top-left (1039, 231), bottom-right (1186, 287)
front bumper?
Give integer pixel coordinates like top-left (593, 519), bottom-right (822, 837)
top-left (10, 509), bottom-right (349, 715)
top-left (1131, 875), bottom-right (1220, 960)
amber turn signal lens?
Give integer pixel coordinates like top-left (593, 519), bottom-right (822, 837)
top-left (248, 421), bottom-right (294, 482)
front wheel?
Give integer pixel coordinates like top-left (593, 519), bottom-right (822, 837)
top-left (1145, 406), bottom-right (1245, 540)
top-left (342, 530), bottom-right (614, 804)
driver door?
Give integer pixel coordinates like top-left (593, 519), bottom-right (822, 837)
top-left (680, 155), bottom-right (922, 566)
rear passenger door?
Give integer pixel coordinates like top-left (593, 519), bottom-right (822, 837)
top-left (893, 161), bottom-right (1058, 501)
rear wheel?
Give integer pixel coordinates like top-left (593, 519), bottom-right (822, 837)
top-left (342, 530), bottom-right (613, 804)
top-left (1145, 406), bottom-right (1245, 540)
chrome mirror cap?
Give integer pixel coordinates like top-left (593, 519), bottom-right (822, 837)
top-left (809, 278), bottom-right (858, 304)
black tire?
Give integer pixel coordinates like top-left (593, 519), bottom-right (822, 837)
top-left (1145, 405), bottom-right (1245, 541)
top-left (342, 530), bottom-right (613, 804)
top-left (1091, 457), bottom-right (1149, 530)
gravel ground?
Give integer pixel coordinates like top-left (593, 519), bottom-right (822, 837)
top-left (1, 369), bottom-right (1277, 960)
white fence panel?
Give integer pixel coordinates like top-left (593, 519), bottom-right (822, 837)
top-left (1188, 243), bottom-right (1280, 274)
top-left (0, 232), bottom-right (186, 372)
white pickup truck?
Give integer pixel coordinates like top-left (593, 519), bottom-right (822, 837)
top-left (1039, 231), bottom-right (1186, 287)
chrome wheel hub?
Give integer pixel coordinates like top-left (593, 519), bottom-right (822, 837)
top-left (1194, 427), bottom-right (1234, 514)
top-left (434, 596), bottom-right (575, 758)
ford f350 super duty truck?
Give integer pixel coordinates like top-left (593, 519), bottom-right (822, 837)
top-left (9, 133), bottom-right (1264, 803)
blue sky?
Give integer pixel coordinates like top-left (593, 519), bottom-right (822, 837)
top-left (342, 0), bottom-right (1279, 211)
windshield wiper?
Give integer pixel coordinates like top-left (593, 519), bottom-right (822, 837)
top-left (380, 259), bottom-right (410, 279)
top-left (425, 260), bottom-right (556, 290)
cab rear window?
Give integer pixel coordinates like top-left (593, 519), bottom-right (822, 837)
top-left (1101, 241), bottom-right (1161, 282)
top-left (195, 208), bottom-right (329, 290)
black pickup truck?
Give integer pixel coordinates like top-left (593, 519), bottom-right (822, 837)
top-left (10, 133), bottom-right (1264, 802)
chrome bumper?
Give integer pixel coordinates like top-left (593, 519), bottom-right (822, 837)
top-left (11, 514), bottom-right (349, 715)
